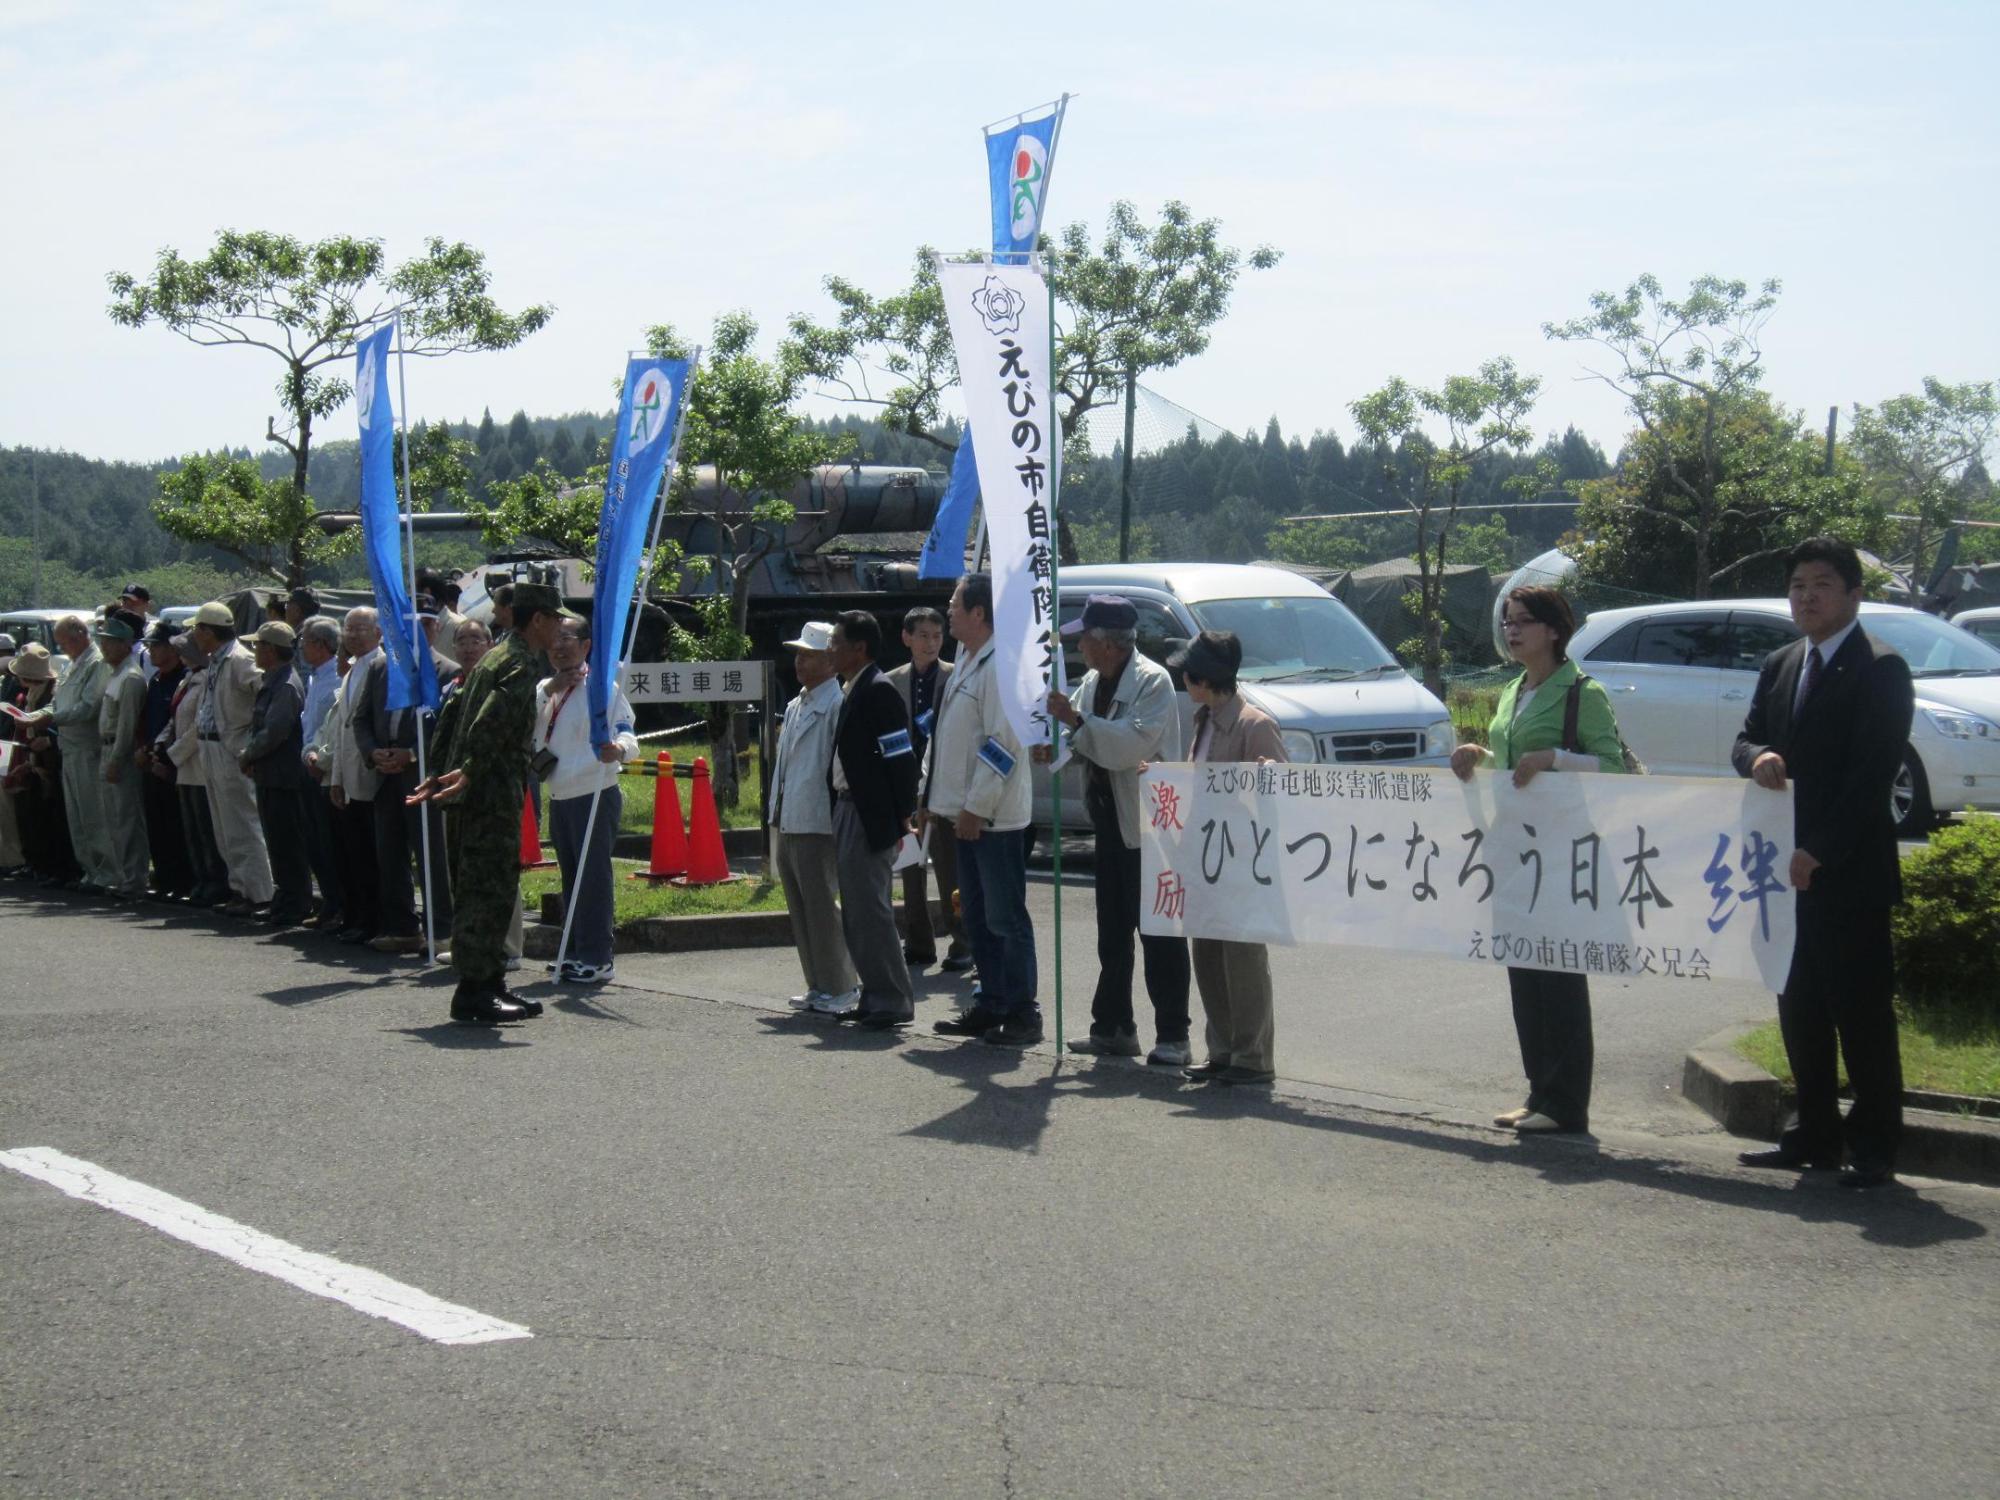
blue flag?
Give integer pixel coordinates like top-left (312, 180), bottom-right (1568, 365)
top-left (917, 431), bottom-right (980, 580)
top-left (589, 357), bottom-right (690, 747)
top-left (354, 321), bottom-right (436, 714)
top-left (984, 96), bottom-right (1067, 262)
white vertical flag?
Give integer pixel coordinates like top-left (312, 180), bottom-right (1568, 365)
top-left (937, 257), bottom-right (1058, 752)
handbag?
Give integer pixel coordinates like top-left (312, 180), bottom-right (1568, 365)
top-left (1563, 675), bottom-right (1645, 775)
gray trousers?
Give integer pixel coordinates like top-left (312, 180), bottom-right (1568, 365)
top-left (1191, 937), bottom-right (1275, 1074)
top-left (550, 789), bottom-right (619, 967)
top-left (199, 738), bottom-right (274, 903)
top-left (833, 798), bottom-right (913, 1018)
top-left (772, 828), bottom-right (856, 998)
top-left (59, 741), bottom-right (109, 886)
top-left (99, 760), bottom-right (149, 895)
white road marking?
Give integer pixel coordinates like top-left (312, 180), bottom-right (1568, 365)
top-left (0, 1147), bottom-right (531, 1346)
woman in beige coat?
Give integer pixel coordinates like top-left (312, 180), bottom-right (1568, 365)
top-left (1171, 630), bottom-right (1288, 1087)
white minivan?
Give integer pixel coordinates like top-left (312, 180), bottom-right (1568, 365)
top-left (1568, 598), bottom-right (2000, 835)
top-left (1030, 563), bottom-right (1456, 839)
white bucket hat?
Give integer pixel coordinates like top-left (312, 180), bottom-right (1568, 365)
top-left (783, 621), bottom-right (837, 652)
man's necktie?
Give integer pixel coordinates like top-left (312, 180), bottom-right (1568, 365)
top-left (1798, 646), bottom-right (1824, 711)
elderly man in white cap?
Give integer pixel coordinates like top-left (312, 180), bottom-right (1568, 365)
top-left (767, 621), bottom-right (859, 1015)
top-left (188, 600), bottom-right (275, 914)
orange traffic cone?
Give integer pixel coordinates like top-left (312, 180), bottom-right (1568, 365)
top-left (519, 788), bottom-right (556, 869)
top-left (632, 751), bottom-right (688, 883)
top-left (675, 756), bottom-right (738, 886)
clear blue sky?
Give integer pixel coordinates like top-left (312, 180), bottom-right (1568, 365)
top-left (3, 0), bottom-right (1994, 466)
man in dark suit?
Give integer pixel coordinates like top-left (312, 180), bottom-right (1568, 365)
top-left (885, 605), bottom-right (970, 971)
top-left (1731, 536), bottom-right (1915, 1188)
top-left (828, 610), bottom-right (920, 1030)
top-left (351, 604), bottom-right (455, 956)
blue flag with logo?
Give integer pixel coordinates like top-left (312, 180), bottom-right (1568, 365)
top-left (984, 96), bottom-right (1067, 263)
top-left (589, 357), bottom-right (690, 747)
top-left (917, 432), bottom-right (980, 580)
top-left (354, 320), bottom-right (436, 714)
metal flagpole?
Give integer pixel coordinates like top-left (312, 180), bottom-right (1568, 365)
top-left (1041, 253), bottom-right (1064, 1055)
top-left (391, 318), bottom-right (439, 968)
top-left (553, 349), bottom-right (703, 976)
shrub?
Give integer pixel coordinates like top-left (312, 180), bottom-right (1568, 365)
top-left (1447, 684), bottom-right (1500, 748)
top-left (1893, 817), bottom-right (2000, 1022)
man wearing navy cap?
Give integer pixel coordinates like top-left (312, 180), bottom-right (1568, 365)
top-left (1041, 595), bottom-right (1191, 1066)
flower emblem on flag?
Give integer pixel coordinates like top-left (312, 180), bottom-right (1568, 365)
top-left (970, 276), bottom-right (1026, 335)
top-left (1008, 134), bottom-right (1049, 240)
top-left (628, 367), bottom-right (669, 447)
top-left (356, 341), bottom-right (378, 429)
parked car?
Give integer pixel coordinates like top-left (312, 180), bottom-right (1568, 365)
top-left (1950, 605), bottom-right (2000, 647)
top-left (0, 608), bottom-right (97, 655)
top-left (1568, 598), bottom-right (2000, 835)
top-left (1030, 563), bottom-right (1455, 839)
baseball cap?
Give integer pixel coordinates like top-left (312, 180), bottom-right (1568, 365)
top-left (783, 621), bottom-right (837, 652)
top-left (192, 601), bottom-right (236, 629)
top-left (1059, 594), bottom-right (1140, 637)
top-left (92, 616), bottom-right (137, 642)
top-left (120, 582), bottom-right (151, 602)
top-left (254, 621), bottom-right (297, 649)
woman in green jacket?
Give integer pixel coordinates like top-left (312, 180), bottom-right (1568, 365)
top-left (1450, 586), bottom-right (1629, 1134)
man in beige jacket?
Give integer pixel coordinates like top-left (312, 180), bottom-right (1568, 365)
top-left (189, 602), bottom-right (275, 912)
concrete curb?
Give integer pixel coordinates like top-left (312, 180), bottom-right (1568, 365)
top-left (1683, 1026), bottom-right (2000, 1187)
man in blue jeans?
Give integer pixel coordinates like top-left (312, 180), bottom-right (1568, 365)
top-left (925, 574), bottom-right (1041, 1047)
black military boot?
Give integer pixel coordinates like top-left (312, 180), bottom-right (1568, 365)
top-left (450, 981), bottom-right (528, 1026)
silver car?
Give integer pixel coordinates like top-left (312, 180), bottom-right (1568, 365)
top-left (1030, 563), bottom-right (1455, 840)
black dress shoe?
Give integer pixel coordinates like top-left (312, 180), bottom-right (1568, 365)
top-left (903, 948), bottom-right (937, 967)
top-left (500, 989), bottom-right (544, 1018)
top-left (1839, 1163), bottom-right (1895, 1189)
top-left (450, 987), bottom-right (529, 1025)
top-left (982, 1015), bottom-right (1044, 1047)
top-left (857, 1010), bottom-right (913, 1031)
top-left (940, 955), bottom-right (977, 974)
top-left (933, 1008), bottom-right (1004, 1037)
top-left (1738, 1147), bottom-right (1839, 1171)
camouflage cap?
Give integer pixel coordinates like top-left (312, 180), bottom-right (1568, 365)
top-left (511, 583), bottom-right (582, 621)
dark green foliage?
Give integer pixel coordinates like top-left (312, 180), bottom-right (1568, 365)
top-left (1892, 818), bottom-right (2000, 1022)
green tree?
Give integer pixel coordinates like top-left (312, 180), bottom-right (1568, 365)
top-left (1543, 273), bottom-right (1780, 598)
top-left (785, 199), bottom-right (1280, 459)
top-left (1569, 390), bottom-right (1878, 598)
top-left (1848, 378), bottom-right (1998, 591)
top-left (649, 312), bottom-right (851, 806)
top-left (107, 231), bottom-right (552, 587)
top-left (1350, 359), bottom-right (1541, 698)
top-left (1264, 518), bottom-right (1362, 572)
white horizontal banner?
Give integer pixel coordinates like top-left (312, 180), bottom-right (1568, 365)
top-left (621, 661), bottom-right (765, 704)
top-left (1138, 765), bottom-right (1796, 989)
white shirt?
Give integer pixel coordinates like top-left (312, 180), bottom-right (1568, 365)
top-left (770, 675), bottom-right (843, 836)
top-left (532, 670), bottom-right (638, 802)
top-left (1794, 618), bottom-right (1859, 715)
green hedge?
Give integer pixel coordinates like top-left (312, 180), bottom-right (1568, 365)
top-left (1893, 817), bottom-right (2000, 1021)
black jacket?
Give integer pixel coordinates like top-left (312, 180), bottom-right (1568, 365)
top-left (242, 668), bottom-right (305, 790)
top-left (350, 650), bottom-right (452, 772)
top-left (829, 661), bottom-right (919, 853)
top-left (1731, 627), bottom-right (1914, 908)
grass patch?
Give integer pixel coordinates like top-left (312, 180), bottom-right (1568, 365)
top-left (614, 746), bottom-right (764, 834)
top-left (1448, 684), bottom-right (1501, 748)
top-left (1734, 1011), bottom-right (2000, 1101)
top-left (520, 857), bottom-right (785, 926)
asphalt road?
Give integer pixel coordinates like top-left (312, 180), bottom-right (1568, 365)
top-left (4, 885), bottom-right (1997, 1498)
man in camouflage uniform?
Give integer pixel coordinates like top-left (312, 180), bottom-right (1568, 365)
top-left (410, 582), bottom-right (575, 1026)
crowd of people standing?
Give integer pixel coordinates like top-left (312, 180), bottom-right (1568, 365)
top-left (2, 539), bottom-right (1914, 1185)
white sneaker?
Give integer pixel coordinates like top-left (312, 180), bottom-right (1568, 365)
top-left (789, 990), bottom-right (827, 1010)
top-left (557, 960), bottom-right (614, 985)
top-left (810, 986), bottom-right (861, 1016)
top-left (1147, 1040), bottom-right (1192, 1068)
top-left (505, 957), bottom-right (522, 972)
